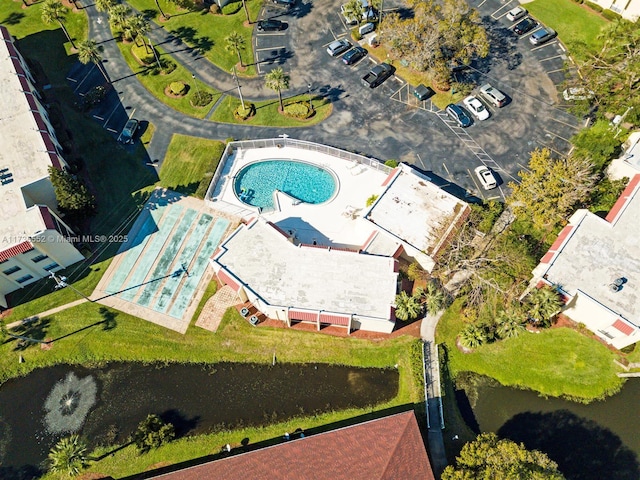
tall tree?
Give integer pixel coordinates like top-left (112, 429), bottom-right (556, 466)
top-left (95, 0), bottom-right (116, 12)
top-left (48, 166), bottom-right (96, 216)
top-left (108, 4), bottom-right (132, 32)
top-left (442, 433), bottom-right (565, 479)
top-left (342, 0), bottom-right (365, 24)
top-left (48, 435), bottom-right (88, 477)
top-left (264, 67), bottom-right (290, 112)
top-left (77, 39), bottom-right (109, 82)
top-left (527, 286), bottom-right (563, 327)
top-left (495, 307), bottom-right (526, 339)
top-left (416, 281), bottom-right (447, 315)
top-left (507, 148), bottom-right (597, 231)
top-left (394, 290), bottom-right (421, 321)
top-left (225, 32), bottom-right (246, 68)
top-left (122, 14), bottom-right (150, 47)
top-left (41, 0), bottom-right (76, 49)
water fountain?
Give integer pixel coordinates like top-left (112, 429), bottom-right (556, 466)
top-left (43, 372), bottom-right (97, 434)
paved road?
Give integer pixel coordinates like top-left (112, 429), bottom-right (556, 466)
top-left (80, 0), bottom-right (580, 200)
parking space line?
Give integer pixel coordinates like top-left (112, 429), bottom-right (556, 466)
top-left (538, 54), bottom-right (565, 62)
top-left (478, 0), bottom-right (488, 7)
top-left (490, 3), bottom-right (513, 19)
top-left (549, 116), bottom-right (580, 130)
top-left (544, 129), bottom-right (572, 143)
top-left (256, 32), bottom-right (287, 36)
top-left (546, 67), bottom-right (568, 74)
top-left (255, 46), bottom-right (285, 52)
top-left (536, 140), bottom-right (566, 157)
top-left (467, 168), bottom-right (484, 199)
top-left (531, 41), bottom-right (558, 52)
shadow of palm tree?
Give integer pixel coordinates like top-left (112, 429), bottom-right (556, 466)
top-left (2, 12), bottom-right (26, 25)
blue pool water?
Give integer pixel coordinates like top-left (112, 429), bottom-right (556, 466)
top-left (233, 160), bottom-right (336, 209)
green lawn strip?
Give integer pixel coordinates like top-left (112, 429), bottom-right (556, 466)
top-left (139, 119), bottom-right (156, 147)
top-left (117, 40), bottom-right (220, 118)
top-left (2, 1), bottom-right (87, 85)
top-left (126, 0), bottom-right (261, 77)
top-left (159, 134), bottom-right (225, 197)
top-left (435, 298), bottom-right (623, 401)
top-left (210, 94), bottom-right (333, 126)
top-left (526, 0), bottom-right (608, 53)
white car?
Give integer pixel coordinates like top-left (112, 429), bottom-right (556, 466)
top-left (463, 96), bottom-right (490, 121)
top-left (474, 166), bottom-right (498, 190)
top-left (506, 6), bottom-right (527, 21)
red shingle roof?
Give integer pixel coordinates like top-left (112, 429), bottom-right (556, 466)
top-left (150, 411), bottom-right (434, 480)
top-left (0, 241), bottom-right (34, 262)
top-left (612, 319), bottom-right (635, 336)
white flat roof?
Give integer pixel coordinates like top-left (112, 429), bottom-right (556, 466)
top-left (367, 164), bottom-right (466, 255)
top-left (0, 29), bottom-right (50, 243)
top-left (543, 180), bottom-right (640, 325)
top-left (216, 219), bottom-right (397, 320)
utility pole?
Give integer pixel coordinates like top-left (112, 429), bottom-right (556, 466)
top-left (148, 37), bottom-right (162, 70)
top-left (50, 272), bottom-right (93, 302)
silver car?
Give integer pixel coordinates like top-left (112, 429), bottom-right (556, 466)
top-left (327, 39), bottom-right (351, 57)
top-left (506, 6), bottom-right (527, 21)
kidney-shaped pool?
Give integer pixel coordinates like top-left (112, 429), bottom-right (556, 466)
top-left (233, 160), bottom-right (337, 209)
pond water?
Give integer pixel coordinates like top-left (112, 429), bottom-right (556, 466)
top-left (0, 362), bottom-right (398, 478)
top-left (459, 375), bottom-right (640, 480)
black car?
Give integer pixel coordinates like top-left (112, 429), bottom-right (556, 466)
top-left (413, 84), bottom-right (435, 101)
top-left (513, 17), bottom-right (537, 35)
top-left (257, 19), bottom-right (284, 32)
top-left (342, 46), bottom-right (367, 65)
top-left (445, 104), bottom-right (472, 128)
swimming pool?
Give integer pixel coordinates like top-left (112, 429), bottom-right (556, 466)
top-left (233, 160), bottom-right (337, 209)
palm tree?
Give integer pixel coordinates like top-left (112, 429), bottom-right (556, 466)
top-left (225, 32), bottom-right (246, 68)
top-left (123, 15), bottom-right (150, 47)
top-left (41, 0), bottom-right (76, 49)
top-left (95, 0), bottom-right (116, 12)
top-left (265, 67), bottom-right (290, 112)
top-left (48, 435), bottom-right (88, 476)
top-left (108, 4), bottom-right (132, 33)
top-left (417, 281), bottom-right (447, 315)
top-left (77, 39), bottom-right (109, 83)
top-left (341, 0), bottom-right (364, 24)
top-left (495, 309), bottom-right (526, 339)
top-left (154, 0), bottom-right (169, 20)
top-left (394, 291), bottom-right (421, 321)
top-left (527, 286), bottom-right (562, 327)
top-left (458, 323), bottom-right (486, 349)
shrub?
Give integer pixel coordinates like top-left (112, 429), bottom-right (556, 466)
top-left (131, 43), bottom-right (155, 65)
top-left (366, 194), bottom-right (378, 206)
top-left (474, 200), bottom-right (504, 234)
top-left (132, 414), bottom-right (175, 454)
top-left (284, 102), bottom-right (312, 119)
top-left (384, 159), bottom-right (399, 168)
top-left (209, 3), bottom-right (220, 14)
top-left (585, 0), bottom-right (603, 12)
top-left (222, 0), bottom-right (241, 15)
top-left (234, 103), bottom-right (255, 120)
top-left (191, 90), bottom-right (214, 107)
top-left (81, 85), bottom-right (107, 111)
top-left (168, 81), bottom-right (188, 96)
top-left (601, 9), bottom-right (622, 21)
top-left (571, 122), bottom-right (622, 169)
top-left (160, 59), bottom-right (177, 75)
top-left (432, 62), bottom-right (451, 91)
top-left (407, 262), bottom-right (427, 281)
top-left (352, 28), bottom-right (363, 41)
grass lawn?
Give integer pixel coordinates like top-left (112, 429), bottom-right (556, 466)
top-left (159, 134), bottom-right (226, 197)
top-left (4, 302), bottom-right (422, 478)
top-left (117, 41), bottom-right (221, 119)
top-left (210, 94), bottom-right (333, 126)
top-left (435, 298), bottom-right (624, 401)
top-left (126, 0), bottom-right (262, 77)
top-left (526, 0), bottom-right (608, 53)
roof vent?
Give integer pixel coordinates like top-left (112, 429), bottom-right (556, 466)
top-left (610, 283), bottom-right (621, 293)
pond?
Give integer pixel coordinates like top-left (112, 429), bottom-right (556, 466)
top-left (457, 374), bottom-right (640, 480)
top-left (0, 362), bottom-right (398, 478)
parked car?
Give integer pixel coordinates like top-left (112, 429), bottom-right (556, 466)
top-left (562, 87), bottom-right (595, 101)
top-left (474, 166), bottom-right (498, 190)
top-left (413, 84), bottom-right (435, 101)
top-left (479, 83), bottom-right (507, 108)
top-left (327, 39), bottom-right (351, 57)
top-left (506, 6), bottom-right (527, 21)
top-left (513, 17), bottom-right (537, 35)
top-left (463, 96), bottom-right (490, 121)
top-left (272, 0), bottom-right (295, 6)
top-left (445, 104), bottom-right (472, 128)
top-left (257, 19), bottom-right (285, 32)
top-left (120, 118), bottom-right (139, 144)
top-left (361, 62), bottom-right (395, 88)
top-left (342, 46), bottom-right (367, 65)
top-left (529, 27), bottom-right (556, 45)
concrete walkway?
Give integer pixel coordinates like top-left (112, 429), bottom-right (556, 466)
top-left (6, 298), bottom-right (88, 330)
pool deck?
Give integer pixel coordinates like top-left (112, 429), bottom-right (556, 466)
top-left (214, 146), bottom-right (391, 248)
top-left (92, 189), bottom-right (240, 333)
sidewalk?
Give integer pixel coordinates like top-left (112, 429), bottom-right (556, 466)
top-left (6, 298), bottom-right (88, 330)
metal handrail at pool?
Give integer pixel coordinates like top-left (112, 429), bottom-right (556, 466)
top-left (205, 138), bottom-right (392, 205)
